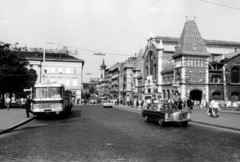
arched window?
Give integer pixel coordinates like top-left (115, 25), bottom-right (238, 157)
top-left (212, 91), bottom-right (221, 100)
top-left (154, 64), bottom-right (157, 79)
top-left (231, 67), bottom-right (239, 83)
top-left (149, 52), bottom-right (153, 75)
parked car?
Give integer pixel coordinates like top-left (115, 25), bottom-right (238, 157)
top-left (141, 102), bottom-right (191, 126)
top-left (89, 99), bottom-right (98, 104)
top-left (102, 100), bottom-right (113, 108)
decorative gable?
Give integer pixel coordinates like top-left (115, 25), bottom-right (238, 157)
top-left (173, 20), bottom-right (210, 58)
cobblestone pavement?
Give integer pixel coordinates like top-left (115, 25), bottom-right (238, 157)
top-left (0, 105), bottom-right (240, 162)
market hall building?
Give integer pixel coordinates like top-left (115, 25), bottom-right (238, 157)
top-left (141, 18), bottom-right (240, 103)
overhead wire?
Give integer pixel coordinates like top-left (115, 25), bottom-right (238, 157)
top-left (196, 0), bottom-right (240, 11)
top-left (46, 42), bottom-right (134, 56)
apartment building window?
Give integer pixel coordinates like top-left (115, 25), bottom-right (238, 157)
top-left (189, 59), bottom-right (192, 67)
top-left (66, 67), bottom-right (70, 74)
top-left (193, 59), bottom-right (195, 67)
top-left (189, 71), bottom-right (192, 80)
top-left (58, 67), bottom-right (63, 73)
top-left (196, 60), bottom-right (199, 67)
top-left (73, 79), bottom-right (77, 86)
top-left (57, 77), bottom-right (63, 84)
top-left (65, 78), bottom-right (70, 86)
top-left (73, 67), bottom-right (77, 74)
top-left (51, 67), bottom-right (55, 73)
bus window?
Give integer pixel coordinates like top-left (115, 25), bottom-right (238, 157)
top-left (34, 87), bottom-right (63, 98)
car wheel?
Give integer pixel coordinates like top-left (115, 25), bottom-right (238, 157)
top-left (144, 116), bottom-right (149, 122)
top-left (182, 121), bottom-right (188, 127)
top-left (158, 119), bottom-right (165, 126)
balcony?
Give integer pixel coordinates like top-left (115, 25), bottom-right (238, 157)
top-left (111, 73), bottom-right (119, 79)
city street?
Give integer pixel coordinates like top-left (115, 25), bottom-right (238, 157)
top-left (0, 105), bottom-right (240, 162)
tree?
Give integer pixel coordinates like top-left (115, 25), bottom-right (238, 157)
top-left (0, 42), bottom-right (37, 96)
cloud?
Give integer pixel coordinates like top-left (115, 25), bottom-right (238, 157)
top-left (148, 6), bottom-right (163, 15)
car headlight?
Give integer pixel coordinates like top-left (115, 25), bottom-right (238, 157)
top-left (165, 113), bottom-right (168, 119)
top-left (57, 103), bottom-right (63, 110)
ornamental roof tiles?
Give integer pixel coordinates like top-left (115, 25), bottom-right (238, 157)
top-left (173, 20), bottom-right (210, 58)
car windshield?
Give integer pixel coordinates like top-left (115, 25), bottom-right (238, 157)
top-left (149, 103), bottom-right (178, 111)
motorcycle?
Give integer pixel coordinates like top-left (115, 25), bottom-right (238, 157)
top-left (207, 107), bottom-right (219, 118)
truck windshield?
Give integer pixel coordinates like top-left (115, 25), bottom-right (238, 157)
top-left (34, 87), bottom-right (62, 99)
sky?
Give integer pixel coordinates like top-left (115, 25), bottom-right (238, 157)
top-left (1, 0), bottom-right (240, 82)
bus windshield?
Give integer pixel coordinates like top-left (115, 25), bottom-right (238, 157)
top-left (34, 87), bottom-right (63, 99)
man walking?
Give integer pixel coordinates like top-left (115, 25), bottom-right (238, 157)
top-left (187, 96), bottom-right (193, 113)
top-left (25, 95), bottom-right (34, 118)
top-left (6, 95), bottom-right (11, 111)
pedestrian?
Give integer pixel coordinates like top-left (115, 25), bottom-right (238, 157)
top-left (25, 95), bottom-right (34, 118)
top-left (187, 96), bottom-right (193, 113)
top-left (177, 98), bottom-right (183, 111)
top-left (5, 95), bottom-right (11, 111)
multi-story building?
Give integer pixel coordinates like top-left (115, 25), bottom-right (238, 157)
top-left (122, 57), bottom-right (137, 98)
top-left (132, 49), bottom-right (144, 99)
top-left (109, 63), bottom-right (120, 98)
top-left (18, 51), bottom-right (84, 101)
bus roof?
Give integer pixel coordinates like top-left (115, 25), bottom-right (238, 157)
top-left (34, 82), bottom-right (64, 88)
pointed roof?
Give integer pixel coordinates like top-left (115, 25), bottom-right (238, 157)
top-left (100, 59), bottom-right (106, 70)
top-left (172, 20), bottom-right (210, 58)
top-left (134, 49), bottom-right (144, 71)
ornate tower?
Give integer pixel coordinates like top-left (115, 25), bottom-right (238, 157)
top-left (100, 59), bottom-right (106, 79)
top-left (172, 19), bottom-right (210, 101)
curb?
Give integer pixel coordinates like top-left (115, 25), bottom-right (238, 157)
top-left (0, 116), bottom-right (36, 135)
top-left (114, 105), bottom-right (240, 132)
top-left (190, 121), bottom-right (240, 132)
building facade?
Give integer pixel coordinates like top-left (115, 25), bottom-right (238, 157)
top-left (141, 18), bottom-right (240, 103)
top-left (18, 51), bottom-right (84, 101)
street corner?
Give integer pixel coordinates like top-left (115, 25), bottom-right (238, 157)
top-left (0, 116), bottom-right (36, 135)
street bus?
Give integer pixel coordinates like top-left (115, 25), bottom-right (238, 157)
top-left (31, 82), bottom-right (73, 117)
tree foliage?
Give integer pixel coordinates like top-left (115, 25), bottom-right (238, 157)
top-left (0, 42), bottom-right (38, 95)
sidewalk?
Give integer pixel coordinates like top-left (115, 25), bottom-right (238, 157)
top-left (115, 105), bottom-right (240, 131)
top-left (0, 108), bottom-right (35, 135)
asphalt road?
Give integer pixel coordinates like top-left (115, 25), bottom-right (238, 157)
top-left (0, 104), bottom-right (240, 162)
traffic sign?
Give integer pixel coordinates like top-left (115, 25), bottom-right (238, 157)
top-left (24, 88), bottom-right (32, 92)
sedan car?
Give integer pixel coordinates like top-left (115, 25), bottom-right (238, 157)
top-left (102, 100), bottom-right (113, 108)
top-left (89, 99), bottom-right (98, 104)
top-left (142, 102), bottom-right (191, 126)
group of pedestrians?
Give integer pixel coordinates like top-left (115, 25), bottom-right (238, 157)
top-left (0, 94), bottom-right (34, 118)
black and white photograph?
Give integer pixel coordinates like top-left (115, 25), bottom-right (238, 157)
top-left (0, 0), bottom-right (240, 161)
